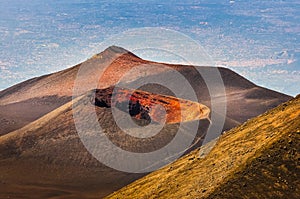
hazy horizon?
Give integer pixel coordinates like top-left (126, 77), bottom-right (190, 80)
top-left (0, 0), bottom-right (299, 96)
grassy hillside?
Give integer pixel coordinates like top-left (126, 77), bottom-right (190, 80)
top-left (107, 95), bottom-right (300, 199)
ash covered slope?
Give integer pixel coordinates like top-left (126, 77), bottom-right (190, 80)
top-left (0, 46), bottom-right (291, 135)
top-left (0, 88), bottom-right (211, 198)
top-left (0, 46), bottom-right (146, 135)
top-left (107, 95), bottom-right (300, 199)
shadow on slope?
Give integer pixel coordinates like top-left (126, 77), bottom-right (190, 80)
top-left (0, 88), bottom-right (211, 198)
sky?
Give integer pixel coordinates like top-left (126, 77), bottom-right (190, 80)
top-left (0, 0), bottom-right (299, 96)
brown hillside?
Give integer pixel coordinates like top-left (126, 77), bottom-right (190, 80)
top-left (107, 96), bottom-right (300, 199)
top-left (0, 88), bottom-right (211, 198)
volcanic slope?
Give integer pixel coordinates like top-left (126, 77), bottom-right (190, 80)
top-left (0, 46), bottom-right (292, 135)
top-left (0, 87), bottom-right (211, 199)
top-left (107, 95), bottom-right (300, 199)
top-left (0, 46), bottom-right (148, 135)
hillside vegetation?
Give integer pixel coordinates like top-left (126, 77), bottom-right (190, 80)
top-left (107, 95), bottom-right (300, 199)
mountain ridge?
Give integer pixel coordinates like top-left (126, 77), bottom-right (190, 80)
top-left (106, 95), bottom-right (300, 199)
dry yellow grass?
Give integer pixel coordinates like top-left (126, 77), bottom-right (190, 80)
top-left (106, 96), bottom-right (300, 199)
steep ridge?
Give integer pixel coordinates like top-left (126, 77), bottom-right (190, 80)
top-left (106, 96), bottom-right (300, 199)
top-left (0, 88), bottom-right (211, 198)
top-left (0, 46), bottom-right (292, 135)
